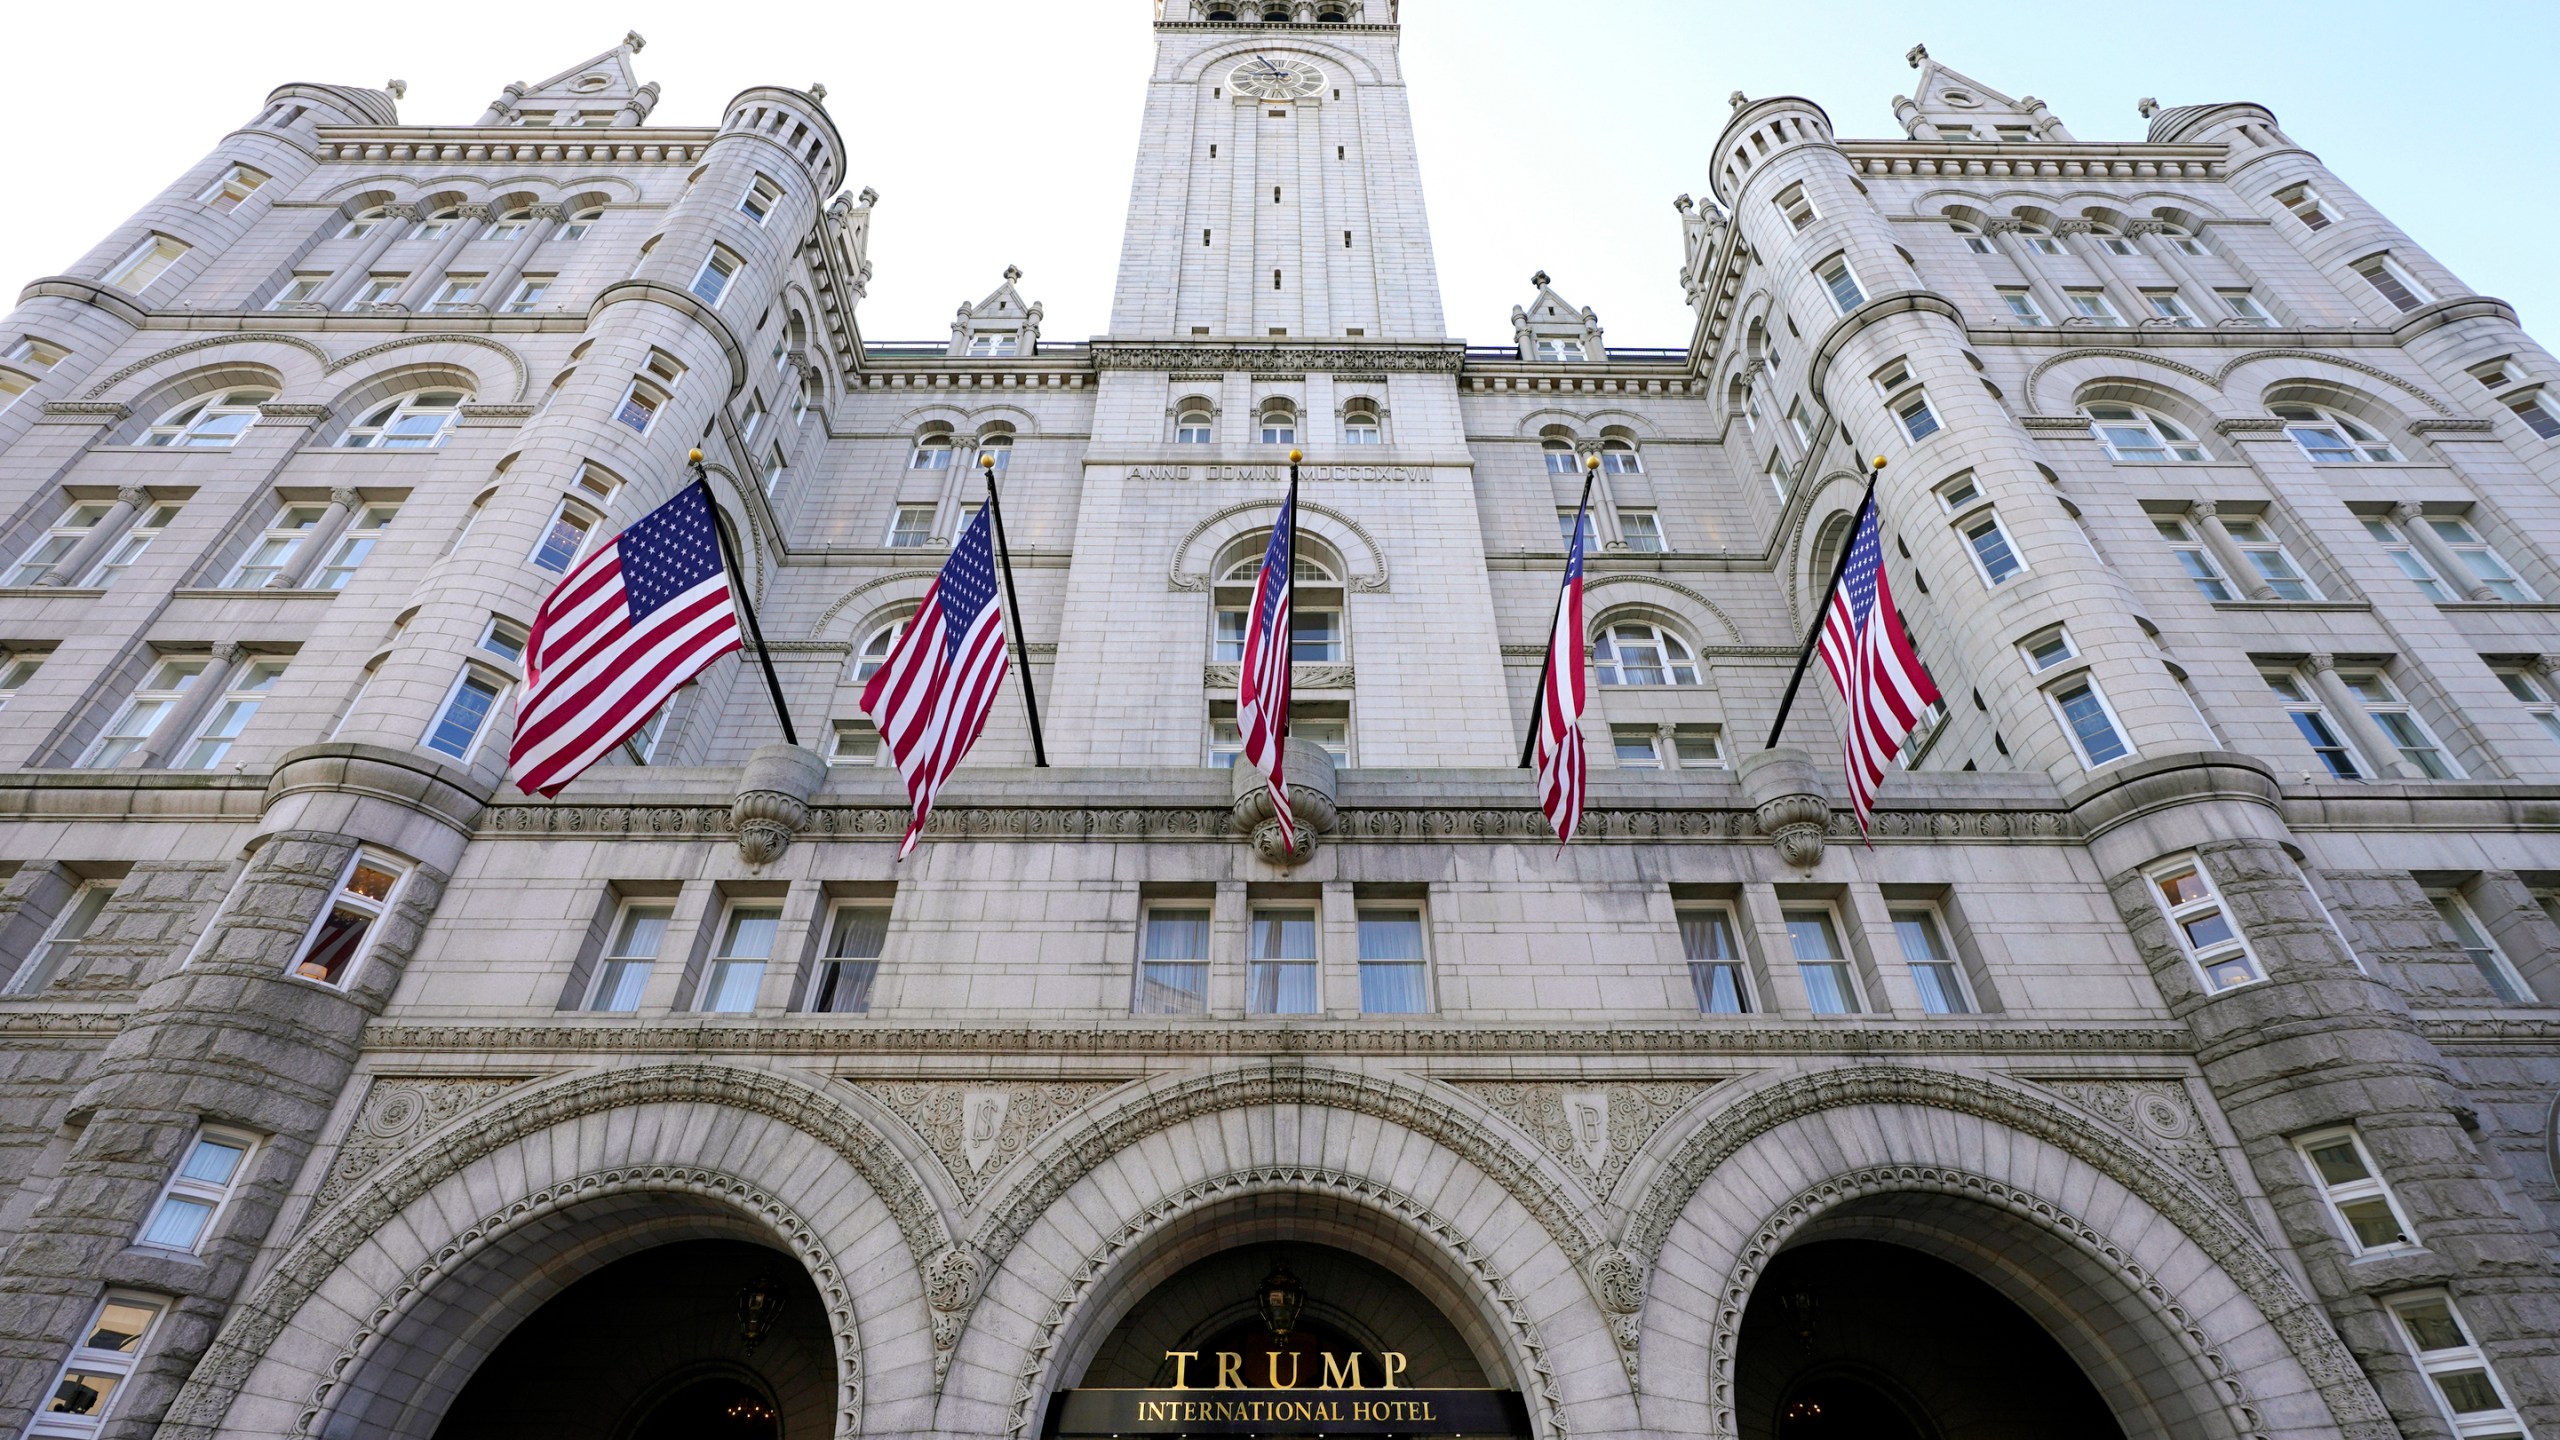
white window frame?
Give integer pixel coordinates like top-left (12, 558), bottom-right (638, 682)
top-left (2425, 516), bottom-right (2536, 601)
top-left (81, 656), bottom-right (210, 768)
top-left (2504, 389), bottom-right (2560, 440)
top-left (562, 207), bottom-right (604, 240)
top-left (500, 275), bottom-right (552, 313)
top-left (341, 390), bottom-right (468, 450)
top-left (136, 1126), bottom-right (258, 1253)
top-left (1542, 438), bottom-right (1578, 474)
top-left (1611, 725), bottom-right (1667, 770)
top-left (2341, 669), bottom-right (2461, 778)
top-left (965, 332), bottom-right (1021, 358)
top-left (2220, 289), bottom-right (2274, 325)
top-left (587, 898), bottom-right (673, 1012)
top-left (763, 444), bottom-right (789, 496)
top-left (224, 503), bottom-right (327, 588)
top-left (1135, 904), bottom-right (1212, 1016)
top-left (1355, 906), bottom-right (1432, 1015)
top-left (2066, 288), bottom-right (2124, 325)
top-left (530, 495), bottom-right (603, 574)
top-left (2277, 183), bottom-right (2332, 230)
top-left (698, 900), bottom-right (782, 1013)
top-left (1816, 255), bottom-right (1865, 314)
top-left (483, 207), bottom-right (534, 241)
top-left (1259, 406), bottom-right (1297, 444)
top-left (26, 1291), bottom-right (167, 1437)
top-left (2428, 889), bottom-right (2533, 1003)
top-left (314, 504), bottom-right (399, 591)
top-left (2355, 254), bottom-right (2431, 313)
top-left (2144, 855), bottom-right (2265, 993)
top-left (1618, 508), bottom-right (1666, 553)
top-left (1592, 619), bottom-right (1701, 687)
top-left (2145, 290), bottom-right (2199, 325)
top-left (808, 900), bottom-right (888, 1014)
top-left (4, 878), bottom-right (116, 996)
top-left (421, 664), bottom-right (508, 764)
top-left (1680, 905), bottom-right (1753, 1013)
top-left (2264, 669), bottom-right (2366, 779)
top-left (886, 505), bottom-right (938, 549)
top-left (1342, 406), bottom-right (1382, 444)
top-left (1246, 906), bottom-right (1321, 1017)
top-left (2221, 515), bottom-right (2322, 600)
top-left (1773, 182), bottom-right (1817, 231)
top-left (1175, 408), bottom-right (1214, 444)
top-left (344, 275), bottom-right (403, 310)
top-left (425, 274), bottom-right (484, 312)
top-left (2294, 1127), bottom-right (2417, 1256)
top-left (144, 388), bottom-right (272, 448)
top-left (2385, 1291), bottom-right (2529, 1438)
top-left (0, 649), bottom-right (45, 715)
top-left (2493, 666), bottom-right (2560, 746)
top-left (265, 274), bottom-right (326, 310)
top-left (740, 174), bottom-right (786, 226)
top-left (1781, 904), bottom-right (1862, 1015)
top-left (1599, 438), bottom-right (1643, 473)
top-left (2046, 673), bottom-right (2136, 769)
top-left (2361, 515), bottom-right (2450, 600)
top-left (1999, 288), bottom-right (2046, 323)
top-left (1534, 338), bottom-right (1589, 363)
top-left (1951, 223), bottom-right (1994, 254)
top-left (2085, 405), bottom-right (2206, 462)
top-left (828, 717), bottom-right (888, 767)
top-left (1957, 507), bottom-right (2026, 586)
top-left (7, 501), bottom-right (112, 585)
top-left (176, 657), bottom-right (288, 770)
top-left (2018, 625), bottom-right (2078, 674)
top-left (2155, 517), bottom-right (2234, 600)
top-left (2273, 402), bottom-right (2401, 463)
top-left (81, 503), bottom-right (182, 588)
top-left (104, 235), bottom-right (188, 294)
top-left (1890, 903), bottom-right (1973, 1014)
top-left (290, 849), bottom-right (408, 987)
top-left (690, 248), bottom-right (741, 307)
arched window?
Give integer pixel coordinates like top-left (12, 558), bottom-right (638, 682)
top-left (1259, 403), bottom-right (1296, 445)
top-left (1176, 406), bottom-right (1214, 443)
top-left (1542, 437), bottom-right (1577, 474)
top-left (1215, 547), bottom-right (1342, 663)
top-left (2157, 223), bottom-right (2208, 256)
top-left (1600, 437), bottom-right (1642, 473)
top-left (853, 614), bottom-right (913, 682)
top-left (561, 207), bottom-right (604, 241)
top-left (1206, 5), bottom-right (1238, 17)
top-left (145, 388), bottom-right (273, 448)
top-left (341, 390), bottom-right (469, 449)
top-left (975, 433), bottom-right (1013, 470)
top-left (484, 207), bottom-right (536, 240)
top-left (1260, 1), bottom-right (1291, 18)
top-left (2016, 224), bottom-right (2062, 256)
top-left (1594, 619), bottom-right (1700, 686)
top-left (2273, 403), bottom-right (2400, 463)
top-left (2090, 225), bottom-right (2135, 256)
top-left (1342, 403), bottom-right (1381, 444)
top-left (909, 434), bottom-right (954, 469)
top-left (338, 206), bottom-right (395, 239)
top-left (1948, 221), bottom-right (1993, 255)
top-left (412, 207), bottom-right (465, 241)
top-left (1315, 2), bottom-right (1350, 17)
top-left (2085, 404), bottom-right (2206, 462)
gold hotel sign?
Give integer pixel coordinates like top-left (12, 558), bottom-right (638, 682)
top-left (1050, 1352), bottom-right (1530, 1437)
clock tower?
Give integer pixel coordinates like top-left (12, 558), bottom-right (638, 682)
top-left (1109, 0), bottom-right (1444, 339)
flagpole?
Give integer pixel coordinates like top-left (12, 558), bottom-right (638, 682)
top-left (1282, 447), bottom-right (1301, 742)
top-left (691, 449), bottom-right (798, 748)
top-left (1763, 453), bottom-right (1885, 751)
top-left (1521, 456), bottom-right (1599, 768)
top-left (980, 454), bottom-right (1049, 768)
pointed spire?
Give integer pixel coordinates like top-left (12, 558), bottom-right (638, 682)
top-left (478, 34), bottom-right (653, 128)
top-left (1896, 44), bottom-right (2069, 142)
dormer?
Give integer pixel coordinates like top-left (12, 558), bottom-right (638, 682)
top-left (1890, 44), bottom-right (2069, 144)
top-left (1509, 273), bottom-right (1607, 364)
top-left (949, 266), bottom-right (1044, 359)
top-left (478, 32), bottom-right (660, 129)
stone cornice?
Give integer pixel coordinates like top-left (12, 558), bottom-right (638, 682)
top-left (358, 1021), bottom-right (2196, 1059)
top-left (1835, 140), bottom-right (2224, 181)
top-left (1092, 342), bottom-right (1465, 374)
top-left (1806, 290), bottom-right (1965, 402)
top-left (589, 279), bottom-right (749, 397)
top-left (310, 127), bottom-right (715, 164)
top-left (15, 277), bottom-right (149, 325)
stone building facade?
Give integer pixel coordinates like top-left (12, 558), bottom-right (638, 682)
top-left (0, 5), bottom-right (2554, 1438)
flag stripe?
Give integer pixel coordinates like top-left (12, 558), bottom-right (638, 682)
top-left (1236, 492), bottom-right (1298, 848)
top-left (1813, 497), bottom-right (1942, 833)
top-left (858, 507), bottom-right (1013, 858)
top-left (1535, 497), bottom-right (1591, 844)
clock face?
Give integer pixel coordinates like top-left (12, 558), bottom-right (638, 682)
top-left (1228, 58), bottom-right (1326, 101)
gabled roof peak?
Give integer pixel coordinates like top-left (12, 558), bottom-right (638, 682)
top-left (1893, 43), bottom-right (2070, 142)
top-left (479, 33), bottom-right (657, 127)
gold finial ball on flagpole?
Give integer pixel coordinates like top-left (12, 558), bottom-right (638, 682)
top-left (1585, 453), bottom-right (1601, 471)
top-left (1289, 448), bottom-right (1303, 463)
top-left (1871, 454), bottom-right (1888, 471)
top-left (980, 452), bottom-right (995, 469)
top-left (688, 448), bottom-right (704, 464)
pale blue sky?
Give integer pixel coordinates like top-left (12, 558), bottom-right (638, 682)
top-left (5, 2), bottom-right (2553, 347)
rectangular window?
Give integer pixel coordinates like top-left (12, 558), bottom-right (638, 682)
top-left (2362, 516), bottom-right (2450, 600)
top-left (1892, 906), bottom-right (1971, 1013)
top-left (588, 900), bottom-right (672, 1012)
top-left (315, 504), bottom-right (398, 591)
top-left (5, 880), bottom-right (116, 996)
top-left (740, 174), bottom-right (785, 225)
top-left (1894, 389), bottom-right (1941, 442)
top-left (2147, 858), bottom-right (2263, 992)
top-left (427, 274), bottom-right (483, 312)
top-left (293, 851), bottom-right (405, 986)
top-left (700, 903), bottom-right (780, 1012)
top-left (2355, 256), bottom-right (2430, 312)
top-left (764, 445), bottom-right (789, 496)
top-left (2502, 390), bottom-right (2560, 440)
top-left (2343, 670), bottom-right (2460, 778)
top-left (2221, 516), bottom-right (2321, 600)
top-left (1557, 509), bottom-right (1586, 548)
top-left (0, 649), bottom-right (45, 715)
top-left (1774, 182), bottom-right (1817, 231)
top-left (690, 249), bottom-right (741, 307)
top-left (810, 902), bottom-right (887, 1014)
top-left (1961, 509), bottom-right (2023, 585)
top-left (1673, 725), bottom-right (1726, 769)
top-left (83, 503), bottom-right (183, 588)
top-left (1765, 449), bottom-right (1790, 501)
top-left (266, 274), bottom-right (326, 310)
top-left (502, 276), bottom-right (553, 313)
top-left (1535, 339), bottom-right (1588, 362)
top-left (2492, 666), bottom-right (2560, 746)
top-left (137, 1127), bottom-right (256, 1251)
top-left (1786, 399), bottom-right (1812, 447)
top-left (887, 505), bottom-right (937, 548)
top-left (83, 656), bottom-right (209, 767)
top-left (1247, 908), bottom-right (1318, 1015)
top-left (1937, 124), bottom-right (1974, 142)
top-left (2019, 625), bottom-right (2078, 673)
top-left (1613, 727), bottom-right (1665, 769)
top-left (1784, 907), bottom-right (1860, 1014)
top-left (2263, 670), bottom-right (2364, 779)
top-left (2220, 289), bottom-right (2274, 325)
top-left (531, 498), bottom-right (600, 574)
top-left (2424, 516), bottom-right (2535, 600)
top-left (2388, 1292), bottom-right (2529, 1436)
top-left (2154, 518), bottom-right (2233, 600)
top-left (2429, 890), bottom-right (2532, 1003)
top-left (2067, 289), bottom-right (2123, 324)
top-left (197, 164), bottom-right (267, 211)
top-left (7, 501), bottom-right (112, 586)
top-left (1999, 288), bottom-right (2046, 323)
top-left (1681, 907), bottom-right (1751, 1013)
top-left (177, 658), bottom-right (287, 769)
top-left (28, 1293), bottom-right (164, 1437)
top-left (1816, 256), bottom-right (1865, 314)
top-left (347, 275), bottom-right (403, 309)
top-left (828, 718), bottom-right (886, 767)
top-left (1136, 906), bottom-right (1210, 1015)
top-left (2145, 290), bottom-right (2199, 325)
top-left (2276, 184), bottom-right (2332, 230)
top-left (226, 504), bottom-right (327, 589)
top-left (423, 666), bottom-right (507, 762)
top-left (1357, 909), bottom-right (1430, 1014)
top-left (2295, 1128), bottom-right (2415, 1254)
top-left (1619, 509), bottom-right (1666, 552)
top-left (105, 235), bottom-right (189, 293)
top-left (2049, 677), bottom-right (2133, 768)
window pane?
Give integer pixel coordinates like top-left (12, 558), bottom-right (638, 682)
top-left (1144, 909), bottom-right (1211, 961)
top-left (610, 904), bottom-right (672, 958)
top-left (811, 959), bottom-right (878, 1014)
top-left (48, 1368), bottom-right (125, 1416)
top-left (1251, 911), bottom-right (1316, 959)
top-left (345, 863), bottom-right (398, 904)
top-left (1360, 962), bottom-right (1428, 1013)
top-left (1247, 961), bottom-right (1318, 1014)
top-left (2434, 1370), bottom-right (2506, 1414)
top-left (1357, 910), bottom-right (1424, 961)
top-left (592, 958), bottom-right (650, 1011)
top-left (1690, 962), bottom-right (1750, 1014)
top-left (1136, 962), bottom-right (1207, 1015)
top-left (2305, 1139), bottom-right (2370, 1185)
top-left (719, 906), bottom-right (781, 958)
top-left (179, 1137), bottom-right (247, 1186)
top-left (1801, 963), bottom-right (1859, 1015)
top-left (140, 1194), bottom-right (214, 1249)
top-left (1783, 910), bottom-right (1841, 960)
top-left (426, 675), bottom-right (500, 759)
top-left (296, 906), bottom-right (373, 983)
top-left (827, 906), bottom-right (889, 959)
top-left (2339, 1197), bottom-right (2407, 1249)
top-left (86, 1302), bottom-right (158, 1352)
top-left (2398, 1299), bottom-right (2467, 1352)
top-left (1680, 910), bottom-right (1737, 961)
top-left (2057, 683), bottom-right (2130, 765)
top-left (1912, 964), bottom-right (1969, 1014)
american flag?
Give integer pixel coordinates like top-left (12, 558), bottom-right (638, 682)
top-left (1236, 491), bottom-right (1297, 849)
top-left (1533, 496), bottom-right (1592, 844)
top-left (1814, 496), bottom-right (1942, 833)
top-left (860, 503), bottom-right (1012, 858)
top-left (510, 483), bottom-right (742, 797)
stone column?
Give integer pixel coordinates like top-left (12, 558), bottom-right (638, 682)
top-left (1981, 220), bottom-right (2071, 322)
top-left (268, 487), bottom-right (361, 589)
top-left (2125, 219), bottom-right (2219, 322)
top-left (473, 204), bottom-right (566, 313)
top-left (33, 484), bottom-right (149, 587)
top-left (2304, 653), bottom-right (2423, 780)
top-left (1571, 444), bottom-right (1623, 549)
top-left (134, 642), bottom-right (244, 768)
top-left (391, 203), bottom-right (492, 310)
top-left (477, 82), bottom-right (527, 127)
top-left (2390, 502), bottom-right (2496, 601)
top-left (2053, 218), bottom-right (2147, 322)
top-left (312, 203), bottom-right (418, 310)
top-left (612, 81), bottom-right (662, 126)
top-left (2189, 501), bottom-right (2276, 601)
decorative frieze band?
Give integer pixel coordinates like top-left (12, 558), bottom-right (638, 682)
top-left (1093, 344), bottom-right (1465, 375)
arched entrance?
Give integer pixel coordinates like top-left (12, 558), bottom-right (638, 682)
top-left (1736, 1238), bottom-right (2125, 1440)
top-left (430, 1238), bottom-right (832, 1440)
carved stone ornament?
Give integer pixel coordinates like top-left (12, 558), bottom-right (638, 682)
top-left (731, 741), bottom-right (826, 865)
top-left (1231, 736), bottom-right (1340, 865)
top-left (853, 1077), bottom-right (1129, 1206)
top-left (311, 1074), bottom-right (532, 1215)
top-left (1446, 1078), bottom-right (1721, 1201)
top-left (1737, 746), bottom-right (1830, 868)
top-left (2028, 1075), bottom-right (2251, 1219)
